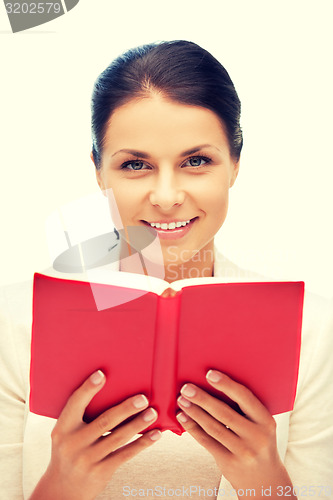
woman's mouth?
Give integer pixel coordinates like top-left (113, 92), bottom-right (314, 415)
top-left (142, 218), bottom-right (198, 240)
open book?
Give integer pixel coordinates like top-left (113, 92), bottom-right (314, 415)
top-left (30, 272), bottom-right (304, 435)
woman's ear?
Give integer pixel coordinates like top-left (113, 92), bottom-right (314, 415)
top-left (91, 152), bottom-right (106, 193)
top-left (230, 158), bottom-right (240, 188)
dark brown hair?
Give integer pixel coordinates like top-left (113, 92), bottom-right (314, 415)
top-left (91, 40), bottom-right (243, 169)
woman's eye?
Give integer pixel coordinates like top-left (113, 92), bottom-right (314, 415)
top-left (122, 160), bottom-right (150, 171)
top-left (184, 156), bottom-right (211, 167)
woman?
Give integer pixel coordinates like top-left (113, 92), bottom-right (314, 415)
top-left (1, 40), bottom-right (332, 499)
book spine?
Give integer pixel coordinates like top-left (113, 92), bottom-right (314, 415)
top-left (149, 289), bottom-right (182, 434)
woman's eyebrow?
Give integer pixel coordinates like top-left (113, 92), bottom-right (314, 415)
top-left (181, 144), bottom-right (221, 156)
top-left (112, 149), bottom-right (151, 159)
top-left (111, 144), bottom-right (221, 159)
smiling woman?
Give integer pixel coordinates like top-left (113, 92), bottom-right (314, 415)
top-left (93, 96), bottom-right (239, 282)
top-left (90, 40), bottom-right (241, 283)
top-left (1, 40), bottom-right (333, 500)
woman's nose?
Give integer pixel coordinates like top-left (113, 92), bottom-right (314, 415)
top-left (149, 171), bottom-right (185, 211)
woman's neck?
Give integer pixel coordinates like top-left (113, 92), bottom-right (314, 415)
top-left (164, 252), bottom-right (214, 283)
top-left (119, 240), bottom-right (215, 283)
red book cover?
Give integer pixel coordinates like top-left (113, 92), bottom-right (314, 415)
top-left (30, 273), bottom-right (304, 435)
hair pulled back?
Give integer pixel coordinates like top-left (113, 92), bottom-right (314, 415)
top-left (91, 40), bottom-right (243, 168)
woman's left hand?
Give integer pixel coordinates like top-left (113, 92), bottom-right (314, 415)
top-left (176, 370), bottom-right (296, 498)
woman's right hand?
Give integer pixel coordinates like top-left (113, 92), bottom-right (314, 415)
top-left (29, 370), bottom-right (161, 500)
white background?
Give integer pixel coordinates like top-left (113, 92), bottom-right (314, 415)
top-left (0, 0), bottom-right (332, 297)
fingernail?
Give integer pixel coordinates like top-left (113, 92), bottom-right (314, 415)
top-left (133, 394), bottom-right (149, 409)
top-left (143, 408), bottom-right (158, 422)
top-left (149, 430), bottom-right (162, 441)
top-left (181, 384), bottom-right (196, 398)
top-left (90, 370), bottom-right (105, 385)
top-left (206, 370), bottom-right (222, 383)
top-left (177, 396), bottom-right (191, 408)
top-left (177, 412), bottom-right (188, 423)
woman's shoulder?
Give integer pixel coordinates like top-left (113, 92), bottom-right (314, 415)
top-left (213, 249), bottom-right (265, 280)
top-left (0, 279), bottom-right (34, 402)
top-left (0, 278), bottom-right (34, 324)
top-left (298, 289), bottom-right (333, 385)
top-left (302, 287), bottom-right (332, 333)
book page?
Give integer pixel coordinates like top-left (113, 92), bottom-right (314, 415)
top-left (43, 263), bottom-right (293, 299)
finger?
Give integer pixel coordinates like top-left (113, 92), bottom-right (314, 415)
top-left (81, 393), bottom-right (151, 444)
top-left (206, 370), bottom-right (272, 424)
top-left (100, 428), bottom-right (162, 473)
top-left (93, 407), bottom-right (159, 460)
top-left (179, 384), bottom-right (252, 437)
top-left (176, 411), bottom-right (230, 459)
top-left (177, 396), bottom-right (241, 454)
top-left (57, 370), bottom-right (107, 432)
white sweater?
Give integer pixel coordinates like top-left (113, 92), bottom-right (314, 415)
top-left (1, 251), bottom-right (333, 499)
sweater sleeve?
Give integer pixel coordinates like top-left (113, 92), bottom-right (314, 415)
top-left (283, 294), bottom-right (333, 497)
top-left (0, 283), bottom-right (32, 499)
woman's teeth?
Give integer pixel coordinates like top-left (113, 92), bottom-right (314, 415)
top-left (149, 220), bottom-right (191, 230)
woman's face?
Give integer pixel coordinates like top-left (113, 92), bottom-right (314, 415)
top-left (94, 95), bottom-right (239, 272)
